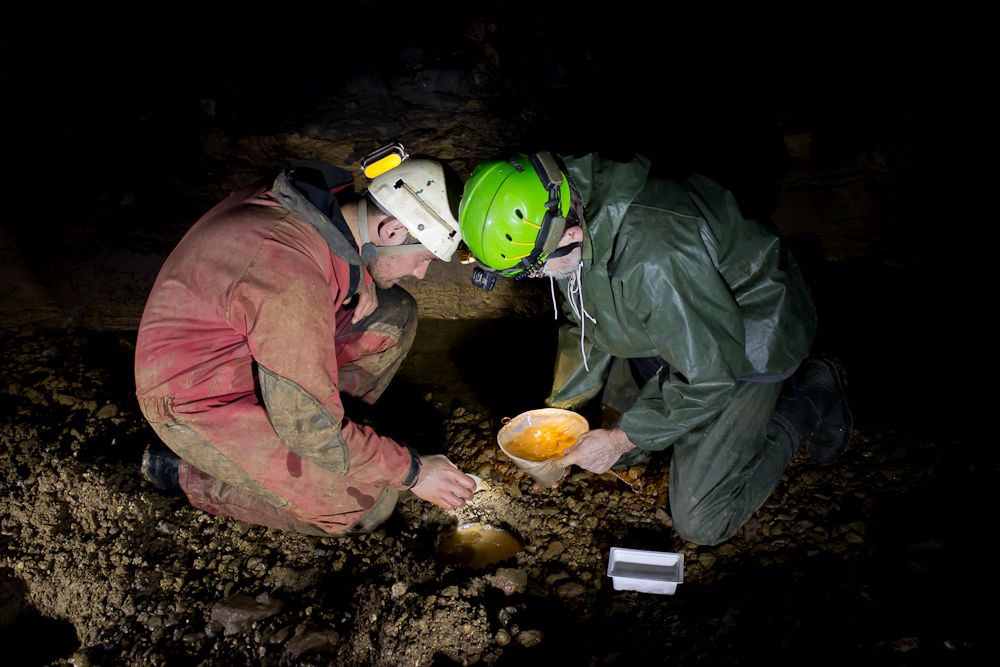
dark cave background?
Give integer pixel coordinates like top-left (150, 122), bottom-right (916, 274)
top-left (1, 3), bottom-right (992, 664)
top-left (2, 4), bottom-right (982, 436)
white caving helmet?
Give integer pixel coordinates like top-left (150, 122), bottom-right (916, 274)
top-left (361, 144), bottom-right (462, 262)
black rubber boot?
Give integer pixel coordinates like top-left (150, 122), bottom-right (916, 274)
top-left (141, 441), bottom-right (182, 494)
top-left (773, 358), bottom-right (853, 464)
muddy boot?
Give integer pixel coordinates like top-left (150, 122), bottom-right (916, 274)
top-left (773, 358), bottom-right (853, 464)
top-left (141, 442), bottom-right (181, 494)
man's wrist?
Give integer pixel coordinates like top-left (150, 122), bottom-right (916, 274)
top-left (402, 447), bottom-right (422, 488)
top-left (612, 428), bottom-right (636, 454)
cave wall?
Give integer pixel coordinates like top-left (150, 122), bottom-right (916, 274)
top-left (1, 4), bottom-right (969, 328)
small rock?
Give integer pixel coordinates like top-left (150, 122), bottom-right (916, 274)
top-left (283, 622), bottom-right (340, 660)
top-left (491, 568), bottom-right (527, 595)
top-left (516, 629), bottom-right (544, 647)
top-left (544, 572), bottom-right (570, 586)
top-left (269, 626), bottom-right (291, 644)
top-left (204, 621), bottom-right (224, 638)
top-left (555, 581), bottom-right (585, 598)
top-left (95, 403), bottom-right (118, 419)
top-left (266, 566), bottom-right (312, 592)
top-left (68, 652), bottom-right (91, 667)
top-left (541, 541), bottom-right (564, 558)
top-left (210, 593), bottom-right (284, 635)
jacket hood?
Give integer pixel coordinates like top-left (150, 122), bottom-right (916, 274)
top-left (562, 153), bottom-right (651, 269)
top-left (270, 162), bottom-right (366, 300)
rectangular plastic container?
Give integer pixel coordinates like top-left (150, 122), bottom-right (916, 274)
top-left (607, 547), bottom-right (684, 595)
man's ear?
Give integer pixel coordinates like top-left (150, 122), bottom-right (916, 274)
top-left (377, 218), bottom-right (409, 246)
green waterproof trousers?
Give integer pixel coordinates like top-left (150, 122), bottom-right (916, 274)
top-left (604, 358), bottom-right (795, 546)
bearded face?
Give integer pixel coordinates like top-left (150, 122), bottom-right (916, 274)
top-left (539, 247), bottom-right (582, 280)
top-left (367, 249), bottom-right (436, 288)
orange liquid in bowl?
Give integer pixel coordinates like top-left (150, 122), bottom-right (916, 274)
top-left (505, 424), bottom-right (580, 462)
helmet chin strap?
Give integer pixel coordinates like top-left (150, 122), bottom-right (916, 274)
top-left (358, 198), bottom-right (377, 264)
top-left (358, 199), bottom-right (427, 263)
top-left (524, 241), bottom-right (582, 279)
top-left (545, 241), bottom-right (582, 260)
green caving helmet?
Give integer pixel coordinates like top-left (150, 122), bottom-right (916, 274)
top-left (459, 153), bottom-right (572, 277)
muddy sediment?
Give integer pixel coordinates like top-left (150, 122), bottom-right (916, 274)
top-left (1, 319), bottom-right (990, 666)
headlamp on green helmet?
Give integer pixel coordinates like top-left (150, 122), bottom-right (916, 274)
top-left (459, 152), bottom-right (571, 289)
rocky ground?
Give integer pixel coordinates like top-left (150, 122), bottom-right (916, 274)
top-left (2, 7), bottom-right (989, 665)
top-left (1, 280), bottom-right (993, 666)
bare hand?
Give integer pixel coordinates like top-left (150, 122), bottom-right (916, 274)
top-left (410, 455), bottom-right (476, 509)
top-left (554, 428), bottom-right (636, 474)
top-left (348, 280), bottom-right (378, 324)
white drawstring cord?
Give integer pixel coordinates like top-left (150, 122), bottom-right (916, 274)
top-left (548, 276), bottom-right (558, 319)
top-left (547, 261), bottom-right (596, 371)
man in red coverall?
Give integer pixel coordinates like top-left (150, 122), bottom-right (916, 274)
top-left (134, 155), bottom-right (475, 536)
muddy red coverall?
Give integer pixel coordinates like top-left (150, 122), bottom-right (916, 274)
top-left (134, 165), bottom-right (420, 535)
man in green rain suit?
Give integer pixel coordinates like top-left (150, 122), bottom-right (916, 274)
top-left (458, 152), bottom-right (851, 546)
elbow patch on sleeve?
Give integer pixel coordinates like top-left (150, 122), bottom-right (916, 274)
top-left (258, 365), bottom-right (349, 474)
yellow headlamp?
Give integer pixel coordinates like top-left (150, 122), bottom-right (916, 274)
top-left (361, 142), bottom-right (409, 179)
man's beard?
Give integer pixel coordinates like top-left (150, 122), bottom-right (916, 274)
top-left (367, 258), bottom-right (399, 289)
top-left (540, 257), bottom-right (581, 280)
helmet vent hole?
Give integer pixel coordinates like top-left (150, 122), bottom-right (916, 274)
top-left (515, 209), bottom-right (524, 219)
top-left (505, 234), bottom-right (513, 241)
top-left (500, 253), bottom-right (507, 259)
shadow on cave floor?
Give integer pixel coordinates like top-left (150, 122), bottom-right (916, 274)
top-left (0, 571), bottom-right (79, 667)
top-left (352, 315), bottom-right (562, 456)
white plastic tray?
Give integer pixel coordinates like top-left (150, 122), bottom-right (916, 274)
top-left (607, 547), bottom-right (684, 595)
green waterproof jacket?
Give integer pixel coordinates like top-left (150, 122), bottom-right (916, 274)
top-left (546, 154), bottom-right (817, 451)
